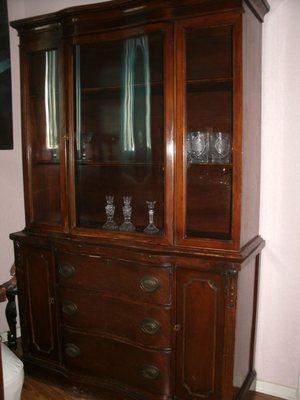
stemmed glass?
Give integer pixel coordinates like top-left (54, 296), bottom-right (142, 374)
top-left (143, 201), bottom-right (159, 235)
top-left (210, 132), bottom-right (231, 164)
top-left (119, 196), bottom-right (135, 232)
top-left (186, 131), bottom-right (209, 164)
top-left (102, 196), bottom-right (118, 230)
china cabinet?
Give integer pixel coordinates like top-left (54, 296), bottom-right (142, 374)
top-left (10, 0), bottom-right (269, 399)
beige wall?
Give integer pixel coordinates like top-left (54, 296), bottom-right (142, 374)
top-left (257, 0), bottom-right (300, 393)
top-left (2, 0), bottom-right (299, 396)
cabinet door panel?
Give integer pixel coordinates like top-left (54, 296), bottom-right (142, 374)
top-left (70, 23), bottom-right (174, 244)
top-left (22, 246), bottom-right (60, 363)
top-left (175, 13), bottom-right (242, 249)
top-left (176, 269), bottom-right (223, 399)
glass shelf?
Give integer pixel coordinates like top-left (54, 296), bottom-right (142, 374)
top-left (81, 81), bottom-right (163, 94)
top-left (77, 160), bottom-right (163, 167)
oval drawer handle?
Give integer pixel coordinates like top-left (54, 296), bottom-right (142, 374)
top-left (62, 300), bottom-right (78, 316)
top-left (59, 263), bottom-right (75, 278)
top-left (140, 318), bottom-right (161, 335)
top-left (140, 276), bottom-right (160, 293)
top-left (141, 365), bottom-right (160, 380)
top-left (65, 343), bottom-right (80, 358)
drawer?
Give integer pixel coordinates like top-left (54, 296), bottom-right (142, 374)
top-left (57, 253), bottom-right (172, 305)
top-left (59, 287), bottom-right (172, 350)
top-left (63, 328), bottom-right (171, 397)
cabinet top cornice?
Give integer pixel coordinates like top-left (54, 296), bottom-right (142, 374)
top-left (10, 0), bottom-right (270, 33)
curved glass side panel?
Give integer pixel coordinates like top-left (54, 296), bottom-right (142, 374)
top-left (28, 49), bottom-right (61, 225)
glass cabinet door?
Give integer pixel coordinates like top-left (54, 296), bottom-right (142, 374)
top-left (73, 26), bottom-right (171, 238)
top-left (176, 17), bottom-right (235, 243)
top-left (26, 49), bottom-right (63, 227)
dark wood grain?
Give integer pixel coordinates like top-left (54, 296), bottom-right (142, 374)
top-left (10, 1), bottom-right (269, 399)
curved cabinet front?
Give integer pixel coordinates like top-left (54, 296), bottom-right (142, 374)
top-left (62, 328), bottom-right (172, 399)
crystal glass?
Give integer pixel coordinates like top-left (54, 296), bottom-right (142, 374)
top-left (210, 132), bottom-right (231, 164)
top-left (186, 131), bottom-right (209, 164)
top-left (119, 196), bottom-right (135, 232)
top-left (102, 196), bottom-right (118, 230)
top-left (143, 201), bottom-right (159, 235)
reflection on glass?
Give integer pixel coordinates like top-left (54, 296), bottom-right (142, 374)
top-left (75, 32), bottom-right (164, 232)
top-left (121, 36), bottom-right (151, 162)
top-left (44, 50), bottom-right (59, 159)
top-left (28, 49), bottom-right (61, 224)
top-left (75, 46), bottom-right (82, 158)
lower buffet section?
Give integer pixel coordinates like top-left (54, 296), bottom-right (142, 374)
top-left (12, 234), bottom-right (261, 400)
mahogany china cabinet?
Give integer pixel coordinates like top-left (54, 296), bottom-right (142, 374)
top-left (10, 0), bottom-right (269, 399)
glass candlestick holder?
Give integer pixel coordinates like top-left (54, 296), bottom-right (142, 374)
top-left (102, 196), bottom-right (118, 230)
top-left (143, 201), bottom-right (159, 235)
top-left (119, 196), bottom-right (135, 232)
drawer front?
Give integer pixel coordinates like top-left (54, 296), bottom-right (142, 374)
top-left (63, 329), bottom-right (171, 397)
top-left (57, 253), bottom-right (172, 305)
top-left (60, 287), bottom-right (172, 350)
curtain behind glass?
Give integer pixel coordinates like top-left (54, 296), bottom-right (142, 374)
top-left (121, 36), bottom-right (151, 162)
top-left (45, 50), bottom-right (58, 151)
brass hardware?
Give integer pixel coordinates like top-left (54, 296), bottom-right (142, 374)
top-left (59, 263), bottom-right (75, 278)
top-left (140, 318), bottom-right (160, 335)
top-left (140, 276), bottom-right (160, 293)
top-left (65, 343), bottom-right (80, 358)
top-left (174, 324), bottom-right (181, 332)
top-left (141, 365), bottom-right (160, 380)
top-left (62, 300), bottom-right (78, 316)
top-left (49, 297), bottom-right (55, 305)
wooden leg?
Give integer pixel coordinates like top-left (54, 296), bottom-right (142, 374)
top-left (5, 288), bottom-right (18, 349)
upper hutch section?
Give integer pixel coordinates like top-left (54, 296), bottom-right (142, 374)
top-left (11, 0), bottom-right (269, 35)
top-left (11, 0), bottom-right (269, 253)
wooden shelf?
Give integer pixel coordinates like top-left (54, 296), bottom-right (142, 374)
top-left (81, 81), bottom-right (163, 94)
top-left (187, 162), bottom-right (232, 168)
top-left (77, 160), bottom-right (163, 167)
top-left (186, 77), bottom-right (232, 92)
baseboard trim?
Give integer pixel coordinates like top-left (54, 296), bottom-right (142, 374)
top-left (255, 380), bottom-right (298, 400)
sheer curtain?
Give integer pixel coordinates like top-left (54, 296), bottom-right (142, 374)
top-left (45, 50), bottom-right (58, 150)
top-left (121, 35), bottom-right (151, 161)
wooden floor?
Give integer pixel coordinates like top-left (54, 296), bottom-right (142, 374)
top-left (21, 375), bottom-right (284, 400)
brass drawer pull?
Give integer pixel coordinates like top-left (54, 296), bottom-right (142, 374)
top-left (141, 365), bottom-right (160, 380)
top-left (65, 343), bottom-right (80, 358)
top-left (140, 318), bottom-right (160, 335)
top-left (62, 300), bottom-right (78, 316)
top-left (59, 263), bottom-right (75, 278)
top-left (140, 276), bottom-right (160, 293)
